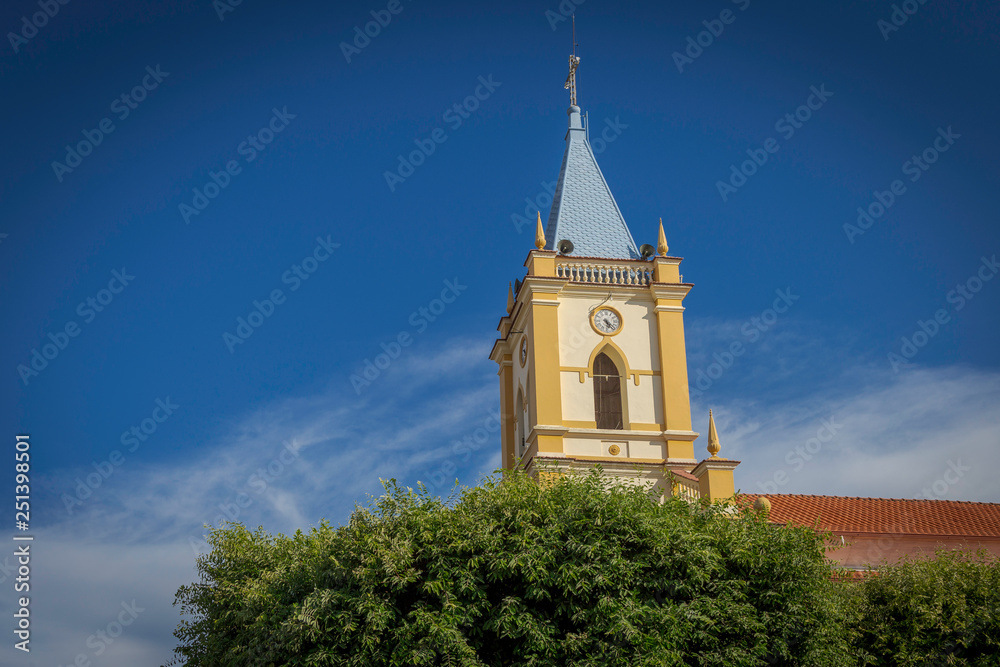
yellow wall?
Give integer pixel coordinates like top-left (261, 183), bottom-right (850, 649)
top-left (498, 254), bottom-right (699, 470)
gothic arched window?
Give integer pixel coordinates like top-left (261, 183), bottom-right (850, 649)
top-left (593, 352), bottom-right (624, 430)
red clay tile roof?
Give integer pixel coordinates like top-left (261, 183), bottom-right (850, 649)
top-left (739, 494), bottom-right (1000, 538)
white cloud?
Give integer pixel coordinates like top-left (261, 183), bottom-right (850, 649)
top-left (687, 315), bottom-right (1000, 502)
top-left (46, 338), bottom-right (500, 543)
top-left (0, 537), bottom-right (194, 667)
top-left (13, 337), bottom-right (502, 666)
top-left (15, 331), bottom-right (1000, 666)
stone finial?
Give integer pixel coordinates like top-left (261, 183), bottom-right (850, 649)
top-left (754, 496), bottom-right (771, 513)
top-left (657, 218), bottom-right (669, 256)
top-left (707, 409), bottom-right (720, 457)
top-left (506, 282), bottom-right (515, 314)
top-left (535, 212), bottom-right (546, 250)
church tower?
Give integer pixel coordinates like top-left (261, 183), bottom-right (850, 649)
top-left (489, 56), bottom-right (739, 501)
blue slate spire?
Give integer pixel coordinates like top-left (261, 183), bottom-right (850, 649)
top-left (544, 105), bottom-right (640, 260)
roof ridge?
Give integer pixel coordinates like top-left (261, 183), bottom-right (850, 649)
top-left (739, 493), bottom-right (1000, 506)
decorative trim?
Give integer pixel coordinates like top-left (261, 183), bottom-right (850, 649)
top-left (629, 422), bottom-right (663, 432)
top-left (649, 284), bottom-right (692, 300)
top-left (691, 457), bottom-right (741, 478)
top-left (531, 424), bottom-right (570, 436)
top-left (519, 276), bottom-right (565, 297)
top-left (561, 363), bottom-right (660, 387)
top-left (560, 421), bottom-right (664, 432)
top-left (532, 453), bottom-right (675, 465)
top-left (561, 427), bottom-right (667, 439)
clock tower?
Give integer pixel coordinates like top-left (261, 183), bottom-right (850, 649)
top-left (489, 61), bottom-right (739, 501)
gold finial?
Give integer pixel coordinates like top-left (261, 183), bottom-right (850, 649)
top-left (707, 409), bottom-right (721, 457)
top-left (535, 212), bottom-right (546, 250)
top-left (506, 282), bottom-right (515, 314)
top-left (657, 218), bottom-right (669, 256)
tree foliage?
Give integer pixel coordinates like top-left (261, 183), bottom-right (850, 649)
top-left (850, 549), bottom-right (1000, 666)
top-left (166, 469), bottom-right (857, 666)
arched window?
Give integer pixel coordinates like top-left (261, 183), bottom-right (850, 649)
top-left (593, 352), bottom-right (624, 429)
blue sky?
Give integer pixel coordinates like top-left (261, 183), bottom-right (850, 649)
top-left (1, 0), bottom-right (999, 663)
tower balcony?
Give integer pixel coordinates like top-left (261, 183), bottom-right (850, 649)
top-left (555, 256), bottom-right (654, 286)
top-left (530, 252), bottom-right (686, 286)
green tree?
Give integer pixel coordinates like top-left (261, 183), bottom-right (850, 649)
top-left (850, 549), bottom-right (1000, 666)
top-left (165, 468), bottom-right (856, 666)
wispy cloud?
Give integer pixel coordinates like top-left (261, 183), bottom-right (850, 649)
top-left (42, 337), bottom-right (500, 546)
top-left (15, 337), bottom-right (501, 666)
top-left (16, 330), bottom-right (1000, 666)
top-left (712, 364), bottom-right (1000, 501)
top-left (686, 317), bottom-right (1000, 502)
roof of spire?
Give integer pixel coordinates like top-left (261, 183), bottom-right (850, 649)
top-left (544, 105), bottom-right (640, 260)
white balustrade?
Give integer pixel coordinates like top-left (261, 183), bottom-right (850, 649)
top-left (556, 260), bottom-right (652, 286)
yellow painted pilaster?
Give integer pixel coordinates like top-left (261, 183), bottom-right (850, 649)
top-left (653, 298), bottom-right (694, 460)
top-left (653, 257), bottom-right (681, 283)
top-left (525, 250), bottom-right (557, 277)
top-left (698, 467), bottom-right (735, 501)
top-left (529, 293), bottom-right (563, 454)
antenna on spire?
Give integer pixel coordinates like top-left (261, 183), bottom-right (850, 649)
top-left (564, 15), bottom-right (581, 106)
top-left (572, 14), bottom-right (579, 58)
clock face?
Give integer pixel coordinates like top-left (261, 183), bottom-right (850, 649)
top-left (520, 338), bottom-right (528, 365)
top-left (593, 308), bottom-right (621, 334)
